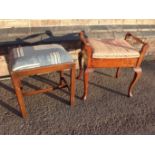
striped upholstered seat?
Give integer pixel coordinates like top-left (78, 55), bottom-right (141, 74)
top-left (10, 44), bottom-right (73, 71)
top-left (88, 39), bottom-right (140, 59)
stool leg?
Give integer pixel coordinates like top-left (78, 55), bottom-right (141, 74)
top-left (116, 68), bottom-right (121, 78)
top-left (70, 64), bottom-right (76, 106)
top-left (59, 70), bottom-right (70, 90)
top-left (59, 70), bottom-right (64, 86)
top-left (82, 67), bottom-right (90, 100)
top-left (11, 74), bottom-right (28, 118)
top-left (128, 67), bottom-right (142, 97)
top-left (77, 51), bottom-right (83, 80)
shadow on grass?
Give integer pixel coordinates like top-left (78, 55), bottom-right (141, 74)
top-left (0, 81), bottom-right (22, 117)
top-left (0, 100), bottom-right (21, 117)
top-left (0, 81), bottom-right (15, 94)
top-left (0, 75), bottom-right (71, 117)
top-left (65, 71), bottom-right (128, 97)
top-left (94, 70), bottom-right (114, 78)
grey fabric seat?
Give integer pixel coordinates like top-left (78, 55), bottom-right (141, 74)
top-left (10, 44), bottom-right (73, 71)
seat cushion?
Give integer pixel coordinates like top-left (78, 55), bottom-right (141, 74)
top-left (10, 44), bottom-right (73, 71)
top-left (89, 38), bottom-right (140, 59)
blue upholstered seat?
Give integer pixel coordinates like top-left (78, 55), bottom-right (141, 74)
top-left (10, 44), bottom-right (73, 71)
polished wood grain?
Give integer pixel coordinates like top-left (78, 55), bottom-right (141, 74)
top-left (11, 73), bottom-right (28, 118)
top-left (11, 62), bottom-right (76, 118)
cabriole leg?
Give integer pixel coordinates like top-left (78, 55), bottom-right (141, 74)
top-left (116, 68), bottom-right (121, 78)
top-left (128, 67), bottom-right (142, 97)
top-left (77, 51), bottom-right (83, 80)
top-left (82, 66), bottom-right (90, 100)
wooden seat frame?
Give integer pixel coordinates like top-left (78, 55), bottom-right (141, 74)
top-left (78, 31), bottom-right (149, 100)
top-left (11, 61), bottom-right (76, 118)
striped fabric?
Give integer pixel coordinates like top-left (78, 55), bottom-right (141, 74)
top-left (10, 44), bottom-right (73, 71)
top-left (88, 39), bottom-right (140, 59)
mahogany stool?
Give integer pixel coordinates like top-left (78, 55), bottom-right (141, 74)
top-left (9, 44), bottom-right (76, 118)
top-left (78, 31), bottom-right (149, 100)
